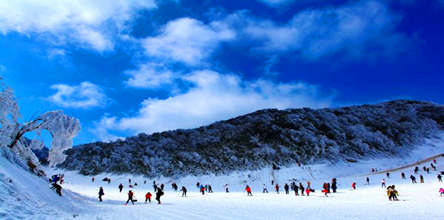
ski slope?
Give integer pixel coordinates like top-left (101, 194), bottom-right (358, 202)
top-left (1, 135), bottom-right (444, 219)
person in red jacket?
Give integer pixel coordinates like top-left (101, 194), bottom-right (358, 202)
top-left (125, 190), bottom-right (135, 205)
top-left (305, 187), bottom-right (310, 196)
top-left (275, 184), bottom-right (280, 194)
top-left (352, 182), bottom-right (357, 190)
top-left (322, 183), bottom-right (329, 197)
top-left (245, 185), bottom-right (253, 196)
top-left (145, 192), bottom-right (152, 203)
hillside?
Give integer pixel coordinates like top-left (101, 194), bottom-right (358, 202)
top-left (59, 100), bottom-right (444, 177)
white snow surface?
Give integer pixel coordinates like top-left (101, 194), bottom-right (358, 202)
top-left (1, 135), bottom-right (444, 220)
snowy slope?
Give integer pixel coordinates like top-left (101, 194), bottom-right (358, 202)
top-left (1, 134), bottom-right (443, 219)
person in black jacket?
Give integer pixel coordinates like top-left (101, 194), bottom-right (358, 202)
top-left (156, 188), bottom-right (164, 204)
top-left (284, 184), bottom-right (290, 194)
top-left (299, 183), bottom-right (305, 196)
top-left (331, 178), bottom-right (337, 193)
top-left (181, 186), bottom-right (187, 197)
top-left (98, 187), bottom-right (104, 202)
top-left (119, 183), bottom-right (123, 193)
top-left (292, 182), bottom-right (299, 196)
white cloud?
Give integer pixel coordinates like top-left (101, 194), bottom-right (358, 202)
top-left (230, 0), bottom-right (406, 60)
top-left (125, 63), bottom-right (174, 89)
top-left (143, 18), bottom-right (235, 65)
top-left (95, 70), bottom-right (332, 138)
top-left (48, 81), bottom-right (108, 109)
top-left (0, 0), bottom-right (156, 51)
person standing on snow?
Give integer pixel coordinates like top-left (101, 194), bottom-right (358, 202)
top-left (322, 183), bottom-right (329, 196)
top-left (420, 175), bottom-right (424, 183)
top-left (275, 184), bottom-right (280, 194)
top-left (381, 179), bottom-right (386, 188)
top-left (439, 188), bottom-right (444, 196)
top-left (410, 175), bottom-right (417, 183)
top-left (292, 182), bottom-right (299, 196)
top-left (245, 185), bottom-right (253, 196)
top-left (299, 183), bottom-right (305, 196)
top-left (224, 184), bottom-right (229, 193)
top-left (438, 174), bottom-right (442, 182)
top-left (119, 183), bottom-right (124, 193)
top-left (98, 187), bottom-right (104, 202)
top-left (366, 177), bottom-right (370, 185)
top-left (386, 172), bottom-right (390, 179)
top-left (208, 185), bottom-right (213, 193)
top-left (352, 182), bottom-right (357, 190)
top-left (331, 178), bottom-right (337, 193)
top-left (200, 185), bottom-right (205, 195)
top-left (125, 190), bottom-right (135, 205)
top-left (155, 188), bottom-right (164, 204)
top-left (284, 184), bottom-right (290, 194)
top-left (181, 186), bottom-right (187, 197)
top-left (263, 184), bottom-right (269, 193)
top-left (401, 172), bottom-right (406, 179)
top-left (160, 184), bottom-right (165, 191)
top-left (145, 192), bottom-right (152, 203)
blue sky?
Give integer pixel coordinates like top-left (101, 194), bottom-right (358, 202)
top-left (0, 0), bottom-right (443, 145)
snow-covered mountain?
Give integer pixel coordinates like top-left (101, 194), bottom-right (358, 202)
top-left (59, 100), bottom-right (443, 177)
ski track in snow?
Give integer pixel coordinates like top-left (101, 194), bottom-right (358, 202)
top-left (1, 136), bottom-right (444, 219)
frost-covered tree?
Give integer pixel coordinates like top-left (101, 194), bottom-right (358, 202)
top-left (0, 79), bottom-right (80, 173)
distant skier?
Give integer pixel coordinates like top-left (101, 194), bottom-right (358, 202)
top-left (92, 177), bottom-right (95, 182)
top-left (366, 177), bottom-right (370, 185)
top-left (172, 183), bottom-right (178, 192)
top-left (414, 166), bottom-right (419, 174)
top-left (98, 187), bottom-right (104, 202)
top-left (299, 183), bottom-right (305, 196)
top-left (431, 163), bottom-right (437, 171)
top-left (155, 188), bottom-right (164, 204)
top-left (420, 175), bottom-right (424, 183)
top-left (245, 185), bottom-right (253, 196)
top-left (401, 172), bottom-right (406, 179)
top-left (145, 192), bottom-right (152, 203)
top-left (331, 178), bottom-right (337, 193)
top-left (438, 174), bottom-right (442, 182)
top-left (426, 168), bottom-right (430, 174)
top-left (119, 183), bottom-right (124, 192)
top-left (440, 188), bottom-right (444, 196)
top-left (263, 184), bottom-right (269, 193)
top-left (292, 182), bottom-right (299, 196)
top-left (160, 184), bottom-right (164, 191)
top-left (200, 185), bottom-right (205, 195)
top-left (284, 184), bottom-right (290, 194)
top-left (352, 182), bottom-right (357, 190)
top-left (322, 183), bottom-right (328, 196)
top-left (275, 184), bottom-right (280, 194)
top-left (381, 179), bottom-right (386, 188)
top-left (208, 185), bottom-right (213, 193)
top-left (386, 172), bottom-right (390, 179)
top-left (153, 183), bottom-right (158, 192)
top-left (224, 184), bottom-right (229, 193)
top-left (305, 187), bottom-right (311, 196)
top-left (410, 175), bottom-right (417, 184)
top-left (196, 182), bottom-right (200, 189)
top-left (125, 190), bottom-right (135, 205)
top-left (181, 186), bottom-right (187, 197)
top-left (129, 178), bottom-right (131, 184)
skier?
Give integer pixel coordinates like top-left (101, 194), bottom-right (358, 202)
top-left (275, 184), bottom-right (280, 194)
top-left (196, 182), bottom-right (200, 189)
top-left (331, 178), bottom-right (337, 193)
top-left (160, 184), bottom-right (165, 191)
top-left (92, 177), bottom-right (95, 182)
top-left (381, 179), bottom-right (386, 188)
top-left (299, 183), bottom-right (305, 196)
top-left (125, 190), bottom-right (135, 205)
top-left (387, 185), bottom-right (399, 201)
top-left (155, 188), bottom-right (164, 204)
top-left (438, 174), bottom-right (442, 182)
top-left (98, 187), bottom-right (104, 202)
top-left (431, 163), bottom-right (437, 171)
top-left (263, 184), bottom-right (269, 193)
top-left (181, 186), bottom-right (187, 197)
top-left (426, 168), bottom-right (430, 174)
top-left (410, 175), bottom-right (417, 183)
top-left (119, 183), bottom-right (124, 192)
top-left (292, 182), bottom-right (299, 196)
top-left (401, 172), bottom-right (406, 179)
top-left (172, 183), bottom-right (178, 192)
top-left (386, 172), bottom-right (390, 179)
top-left (208, 185), bottom-right (213, 193)
top-left (145, 192), bottom-right (152, 203)
top-left (366, 177), bottom-right (370, 185)
top-left (284, 184), bottom-right (290, 194)
top-left (414, 166), bottom-right (419, 174)
top-left (129, 178), bottom-right (131, 184)
top-left (52, 183), bottom-right (62, 196)
top-left (440, 188), bottom-right (444, 196)
top-left (245, 185), bottom-right (253, 196)
top-left (420, 175), bottom-right (424, 183)
top-left (200, 185), bottom-right (205, 195)
top-left (352, 182), bottom-right (357, 190)
top-left (153, 183), bottom-right (158, 192)
top-left (322, 183), bottom-right (328, 196)
top-left (224, 184), bottom-right (229, 193)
